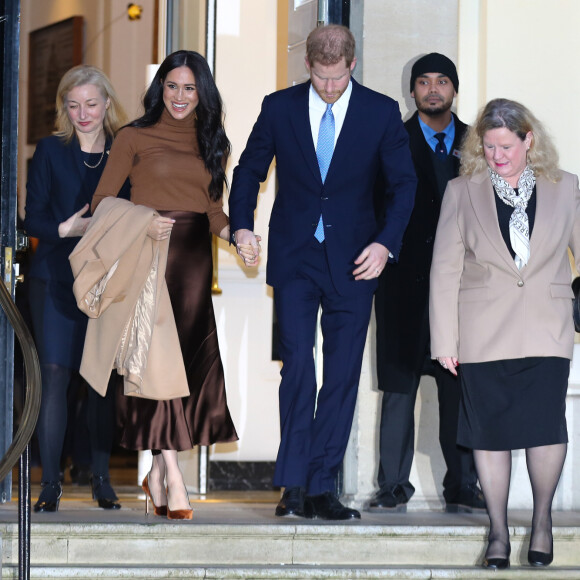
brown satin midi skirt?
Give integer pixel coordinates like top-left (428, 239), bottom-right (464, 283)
top-left (116, 211), bottom-right (238, 450)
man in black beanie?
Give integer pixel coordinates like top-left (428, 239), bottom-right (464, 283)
top-left (370, 53), bottom-right (486, 512)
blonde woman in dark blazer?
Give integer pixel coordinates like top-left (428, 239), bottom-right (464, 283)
top-left (430, 99), bottom-right (580, 570)
top-left (25, 65), bottom-right (129, 512)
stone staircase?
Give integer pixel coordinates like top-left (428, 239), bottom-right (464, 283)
top-left (0, 497), bottom-right (579, 579)
top-left (1, 520), bottom-right (580, 578)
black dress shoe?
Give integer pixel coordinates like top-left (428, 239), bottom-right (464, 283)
top-left (91, 475), bottom-right (121, 510)
top-left (275, 486), bottom-right (305, 517)
top-left (446, 483), bottom-right (487, 513)
top-left (304, 491), bottom-right (361, 520)
top-left (34, 481), bottom-right (62, 513)
top-left (368, 485), bottom-right (409, 511)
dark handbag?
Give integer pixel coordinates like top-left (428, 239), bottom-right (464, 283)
top-left (573, 277), bottom-right (580, 332)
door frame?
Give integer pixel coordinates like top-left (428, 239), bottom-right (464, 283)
top-left (0, 0), bottom-right (21, 501)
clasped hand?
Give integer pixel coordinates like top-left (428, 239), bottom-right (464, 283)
top-left (234, 229), bottom-right (261, 267)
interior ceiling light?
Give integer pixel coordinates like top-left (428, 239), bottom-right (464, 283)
top-left (127, 3), bottom-right (143, 21)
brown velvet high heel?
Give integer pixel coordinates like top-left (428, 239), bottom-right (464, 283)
top-left (167, 483), bottom-right (193, 520)
top-left (141, 474), bottom-right (168, 516)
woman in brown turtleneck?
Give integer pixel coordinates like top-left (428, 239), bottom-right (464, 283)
top-left (92, 50), bottom-right (255, 519)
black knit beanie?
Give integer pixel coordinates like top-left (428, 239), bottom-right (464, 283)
top-left (410, 53), bottom-right (459, 93)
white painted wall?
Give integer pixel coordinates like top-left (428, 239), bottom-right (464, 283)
top-left (362, 0), bottom-right (458, 119)
top-left (458, 0), bottom-right (580, 178)
top-left (211, 0), bottom-right (281, 462)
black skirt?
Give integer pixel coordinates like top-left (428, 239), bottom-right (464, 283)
top-left (457, 357), bottom-right (569, 451)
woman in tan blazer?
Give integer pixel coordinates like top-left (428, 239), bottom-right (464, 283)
top-left (430, 99), bottom-right (580, 570)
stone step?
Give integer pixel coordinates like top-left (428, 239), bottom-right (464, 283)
top-left (3, 565), bottom-right (580, 579)
top-left (1, 497), bottom-right (579, 579)
top-left (1, 520), bottom-right (580, 578)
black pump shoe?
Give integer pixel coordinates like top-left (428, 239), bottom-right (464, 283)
top-left (91, 475), bottom-right (121, 510)
top-left (482, 556), bottom-right (510, 569)
top-left (528, 528), bottom-right (554, 566)
top-left (34, 481), bottom-right (62, 513)
top-left (482, 542), bottom-right (511, 569)
top-left (528, 547), bottom-right (553, 567)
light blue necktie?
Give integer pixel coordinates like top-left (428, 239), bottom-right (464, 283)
top-left (314, 104), bottom-right (335, 242)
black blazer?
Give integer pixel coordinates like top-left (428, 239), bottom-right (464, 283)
top-left (375, 111), bottom-right (468, 393)
top-left (229, 79), bottom-right (417, 296)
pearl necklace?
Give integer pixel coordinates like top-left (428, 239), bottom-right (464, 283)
top-left (83, 149), bottom-right (107, 169)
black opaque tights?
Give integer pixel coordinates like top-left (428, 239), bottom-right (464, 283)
top-left (37, 363), bottom-right (116, 482)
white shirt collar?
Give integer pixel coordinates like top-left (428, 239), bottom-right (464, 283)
top-left (308, 79), bottom-right (353, 147)
top-left (309, 79), bottom-right (353, 114)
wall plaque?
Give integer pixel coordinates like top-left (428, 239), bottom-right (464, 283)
top-left (28, 16), bottom-right (83, 144)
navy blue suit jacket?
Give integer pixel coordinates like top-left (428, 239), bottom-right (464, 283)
top-left (229, 79), bottom-right (417, 296)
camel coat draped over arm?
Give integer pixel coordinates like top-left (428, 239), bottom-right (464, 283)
top-left (69, 197), bottom-right (189, 400)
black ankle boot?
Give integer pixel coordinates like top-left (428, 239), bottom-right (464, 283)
top-left (34, 481), bottom-right (62, 513)
top-left (91, 475), bottom-right (121, 510)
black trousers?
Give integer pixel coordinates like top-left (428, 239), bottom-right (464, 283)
top-left (377, 360), bottom-right (477, 502)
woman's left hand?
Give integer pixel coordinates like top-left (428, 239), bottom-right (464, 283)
top-left (437, 356), bottom-right (459, 376)
top-left (58, 203), bottom-right (91, 238)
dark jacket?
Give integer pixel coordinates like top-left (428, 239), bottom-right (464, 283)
top-left (375, 111), bottom-right (468, 393)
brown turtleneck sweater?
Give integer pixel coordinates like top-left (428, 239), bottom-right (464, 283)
top-left (92, 109), bottom-right (228, 236)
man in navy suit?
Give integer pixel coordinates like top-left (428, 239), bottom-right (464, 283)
top-left (229, 25), bottom-right (416, 520)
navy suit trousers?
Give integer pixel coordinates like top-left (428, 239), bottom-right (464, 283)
top-left (273, 239), bottom-right (374, 495)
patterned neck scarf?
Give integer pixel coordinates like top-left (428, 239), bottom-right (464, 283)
top-left (488, 165), bottom-right (536, 269)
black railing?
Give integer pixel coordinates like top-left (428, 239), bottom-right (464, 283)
top-left (0, 280), bottom-right (42, 580)
top-left (0, 281), bottom-right (41, 481)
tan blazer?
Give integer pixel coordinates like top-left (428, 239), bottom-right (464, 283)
top-left (429, 169), bottom-right (580, 363)
top-left (69, 197), bottom-right (189, 400)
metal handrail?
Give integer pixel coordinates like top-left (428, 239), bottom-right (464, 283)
top-left (0, 280), bottom-right (41, 481)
